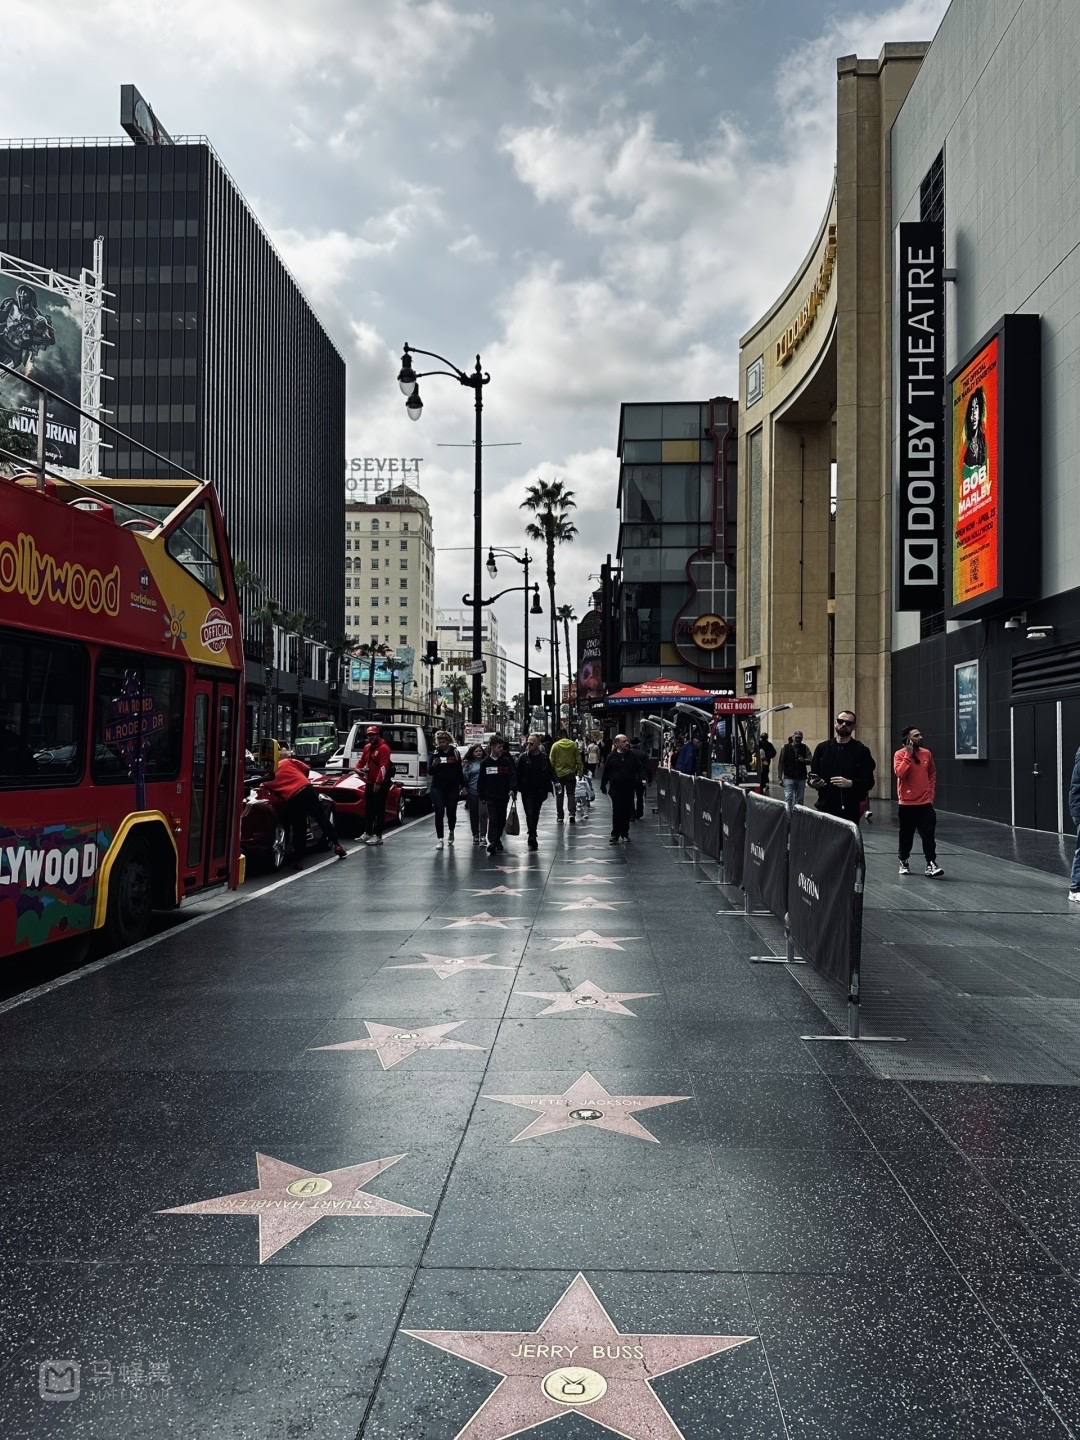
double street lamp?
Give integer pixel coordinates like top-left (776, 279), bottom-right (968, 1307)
top-left (461, 581), bottom-right (543, 736)
top-left (486, 546), bottom-right (533, 735)
top-left (398, 342), bottom-right (489, 724)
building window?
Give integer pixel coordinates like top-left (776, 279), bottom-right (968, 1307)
top-left (372, 598), bottom-right (380, 608)
top-left (400, 634), bottom-right (408, 645)
top-left (371, 578), bottom-right (379, 589)
top-left (372, 559), bottom-right (379, 570)
top-left (400, 579), bottom-right (408, 589)
top-left (400, 559), bottom-right (408, 570)
top-left (345, 540), bottom-right (352, 550)
top-left (346, 521), bottom-right (353, 532)
top-left (371, 540), bottom-right (379, 551)
top-left (345, 579), bottom-right (352, 589)
top-left (403, 522), bottom-right (410, 532)
top-left (920, 149), bottom-right (945, 225)
top-left (400, 540), bottom-right (408, 550)
top-left (399, 597), bottom-right (408, 607)
top-left (372, 519), bottom-right (380, 532)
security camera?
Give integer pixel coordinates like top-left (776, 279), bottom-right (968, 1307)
top-left (1003, 615), bottom-right (1025, 630)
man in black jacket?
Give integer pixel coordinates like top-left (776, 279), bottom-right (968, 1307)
top-left (779, 730), bottom-right (812, 810)
top-left (808, 710), bottom-right (876, 824)
top-left (477, 737), bottom-right (517, 854)
top-left (600, 734), bottom-right (643, 844)
top-left (515, 733), bottom-right (555, 850)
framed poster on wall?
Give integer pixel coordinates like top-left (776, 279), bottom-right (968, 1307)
top-left (954, 659), bottom-right (985, 759)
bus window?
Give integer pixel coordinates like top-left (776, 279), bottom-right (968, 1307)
top-left (166, 502), bottom-right (223, 598)
top-left (188, 692), bottom-right (209, 868)
top-left (212, 693), bottom-right (235, 862)
top-left (0, 631), bottom-right (87, 787)
top-left (92, 654), bottom-right (185, 784)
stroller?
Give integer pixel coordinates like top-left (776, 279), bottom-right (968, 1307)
top-left (574, 772), bottom-right (595, 821)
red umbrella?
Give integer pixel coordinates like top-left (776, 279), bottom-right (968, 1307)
top-left (604, 676), bottom-right (715, 707)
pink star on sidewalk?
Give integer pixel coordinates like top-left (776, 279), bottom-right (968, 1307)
top-left (557, 897), bottom-right (632, 912)
top-left (557, 874), bottom-right (616, 886)
top-left (387, 953), bottom-right (513, 981)
top-left (562, 858), bottom-right (620, 865)
top-left (521, 979), bottom-right (657, 1017)
top-left (440, 911), bottom-right (526, 929)
top-left (312, 1021), bottom-right (484, 1070)
top-left (545, 929), bottom-right (641, 952)
top-left (406, 1271), bottom-right (754, 1440)
top-left (485, 1070), bottom-right (689, 1143)
top-left (469, 885), bottom-right (526, 896)
top-left (159, 1152), bottom-right (427, 1263)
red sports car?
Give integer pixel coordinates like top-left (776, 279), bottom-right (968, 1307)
top-left (312, 771), bottom-right (405, 835)
top-left (240, 783), bottom-right (337, 872)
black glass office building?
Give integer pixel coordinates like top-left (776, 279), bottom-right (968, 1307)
top-left (0, 137), bottom-right (345, 643)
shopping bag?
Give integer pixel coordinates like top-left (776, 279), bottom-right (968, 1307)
top-left (505, 798), bottom-right (521, 836)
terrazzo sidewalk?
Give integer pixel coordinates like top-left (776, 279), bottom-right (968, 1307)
top-left (1, 799), bottom-right (1079, 1438)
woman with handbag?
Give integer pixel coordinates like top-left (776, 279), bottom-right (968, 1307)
top-left (476, 736), bottom-right (516, 855)
top-left (461, 743), bottom-right (486, 844)
top-left (429, 730), bottom-right (464, 850)
top-left (515, 733), bottom-right (556, 850)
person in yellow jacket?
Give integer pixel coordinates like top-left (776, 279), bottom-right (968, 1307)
top-left (548, 727), bottom-right (584, 824)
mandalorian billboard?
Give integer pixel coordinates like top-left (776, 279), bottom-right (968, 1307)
top-left (0, 261), bottom-right (84, 471)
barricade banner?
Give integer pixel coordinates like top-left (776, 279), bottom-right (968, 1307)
top-left (720, 782), bottom-right (747, 887)
top-left (680, 775), bottom-right (696, 839)
top-left (669, 771), bottom-right (684, 834)
top-left (695, 779), bottom-right (722, 859)
top-left (744, 792), bottom-right (789, 918)
top-left (656, 768), bottom-right (671, 825)
top-left (787, 807), bottom-right (864, 986)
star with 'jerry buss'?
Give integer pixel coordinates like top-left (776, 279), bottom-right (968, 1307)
top-left (406, 1270), bottom-right (754, 1440)
top-left (545, 929), bottom-right (641, 952)
top-left (386, 953), bottom-right (513, 981)
top-left (522, 979), bottom-right (657, 1017)
top-left (439, 911), bottom-right (526, 929)
top-left (311, 1021), bottom-right (484, 1069)
top-left (159, 1152), bottom-right (427, 1263)
top-left (485, 1070), bottom-right (689, 1143)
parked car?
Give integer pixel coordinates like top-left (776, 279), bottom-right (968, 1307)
top-left (311, 770), bottom-right (405, 834)
top-left (240, 782), bottom-right (336, 872)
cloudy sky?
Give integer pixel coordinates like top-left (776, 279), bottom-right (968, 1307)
top-left (6, 0), bottom-right (948, 673)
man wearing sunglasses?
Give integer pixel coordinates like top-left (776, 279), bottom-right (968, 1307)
top-left (808, 711), bottom-right (876, 824)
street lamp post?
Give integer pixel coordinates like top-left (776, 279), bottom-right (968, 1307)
top-left (487, 547), bottom-right (531, 736)
top-left (462, 581), bottom-right (542, 734)
top-left (534, 633), bottom-right (556, 734)
top-left (398, 342), bottom-right (489, 725)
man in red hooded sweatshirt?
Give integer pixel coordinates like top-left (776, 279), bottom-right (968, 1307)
top-left (356, 724), bottom-right (393, 845)
top-left (894, 724), bottom-right (944, 878)
top-left (262, 749), bottom-right (346, 869)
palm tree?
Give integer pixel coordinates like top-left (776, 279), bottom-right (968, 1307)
top-left (251, 593), bottom-right (285, 739)
top-left (556, 605), bottom-right (578, 724)
top-left (286, 609), bottom-right (324, 725)
top-left (512, 691), bottom-right (526, 735)
top-left (522, 477), bottom-right (577, 727)
top-left (357, 640), bottom-right (392, 712)
top-left (446, 672), bottom-right (470, 732)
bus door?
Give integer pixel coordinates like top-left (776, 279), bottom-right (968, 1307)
top-left (186, 673), bottom-right (240, 891)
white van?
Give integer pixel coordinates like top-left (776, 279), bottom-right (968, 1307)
top-left (338, 721), bottom-right (435, 811)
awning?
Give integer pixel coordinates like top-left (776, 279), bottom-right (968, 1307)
top-left (603, 677), bottom-right (716, 708)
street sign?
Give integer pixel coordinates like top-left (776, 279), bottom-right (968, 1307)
top-left (464, 723), bottom-right (488, 743)
top-left (465, 659), bottom-right (487, 675)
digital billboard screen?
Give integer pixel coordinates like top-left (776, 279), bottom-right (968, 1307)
top-left (950, 334), bottom-right (999, 609)
top-left (0, 262), bottom-right (84, 470)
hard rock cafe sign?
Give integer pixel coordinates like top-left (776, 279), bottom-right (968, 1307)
top-left (689, 614), bottom-right (728, 650)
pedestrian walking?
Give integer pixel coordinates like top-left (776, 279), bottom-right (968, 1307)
top-left (478, 736), bottom-right (517, 854)
top-left (355, 724), bottom-right (393, 845)
top-left (757, 732), bottom-right (777, 790)
top-left (263, 748), bottom-right (346, 868)
top-left (808, 710), bottom-right (876, 825)
top-left (601, 733), bottom-right (643, 844)
top-left (461, 743), bottom-right (486, 843)
top-left (674, 734), bottom-right (702, 775)
top-left (549, 726), bottom-right (584, 825)
top-left (585, 738), bottom-right (600, 777)
top-left (893, 725), bottom-right (944, 877)
top-left (515, 733), bottom-right (556, 849)
top-left (429, 730), bottom-right (464, 850)
top-left (628, 735), bottom-right (649, 820)
top-left (779, 730), bottom-right (812, 810)
top-left (1068, 745), bottom-right (1080, 904)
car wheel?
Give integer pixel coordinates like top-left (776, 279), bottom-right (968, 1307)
top-left (268, 823), bottom-right (287, 872)
top-left (104, 841), bottom-right (154, 948)
top-left (393, 793), bottom-right (404, 826)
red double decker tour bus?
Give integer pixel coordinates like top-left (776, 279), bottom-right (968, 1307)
top-left (0, 471), bottom-right (246, 958)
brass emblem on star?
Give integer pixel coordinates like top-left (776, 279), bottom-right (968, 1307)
top-left (542, 1366), bottom-right (608, 1405)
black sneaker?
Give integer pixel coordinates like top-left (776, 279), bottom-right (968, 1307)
top-left (925, 861), bottom-right (944, 878)
top-left (487, 843), bottom-right (496, 855)
top-left (898, 860), bottom-right (910, 876)
top-left (568, 816), bottom-right (575, 825)
top-left (528, 837), bottom-right (538, 850)
top-left (495, 840), bottom-right (505, 852)
top-left (609, 836), bottom-right (619, 844)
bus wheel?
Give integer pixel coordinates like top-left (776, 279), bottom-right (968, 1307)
top-left (268, 823), bottom-right (287, 872)
top-left (105, 841), bottom-right (154, 948)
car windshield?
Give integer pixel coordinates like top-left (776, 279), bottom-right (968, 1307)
top-left (378, 726), bottom-right (421, 753)
top-left (296, 723), bottom-right (334, 738)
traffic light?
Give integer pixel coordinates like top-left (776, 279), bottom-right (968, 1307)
top-left (528, 677), bottom-right (542, 706)
top-left (544, 692), bottom-right (554, 710)
top-left (425, 640), bottom-right (439, 663)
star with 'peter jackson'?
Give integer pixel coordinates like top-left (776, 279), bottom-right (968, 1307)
top-left (406, 1271), bottom-right (754, 1440)
top-left (159, 1152), bottom-right (427, 1262)
top-left (485, 1070), bottom-right (689, 1142)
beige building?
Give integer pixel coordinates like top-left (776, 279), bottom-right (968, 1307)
top-left (736, 43), bottom-right (928, 773)
top-left (435, 608), bottom-right (507, 707)
top-left (344, 482), bottom-right (435, 701)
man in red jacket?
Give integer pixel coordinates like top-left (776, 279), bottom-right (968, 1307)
top-left (263, 750), bottom-right (346, 868)
top-left (893, 725), bottom-right (943, 877)
top-left (356, 724), bottom-right (393, 845)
